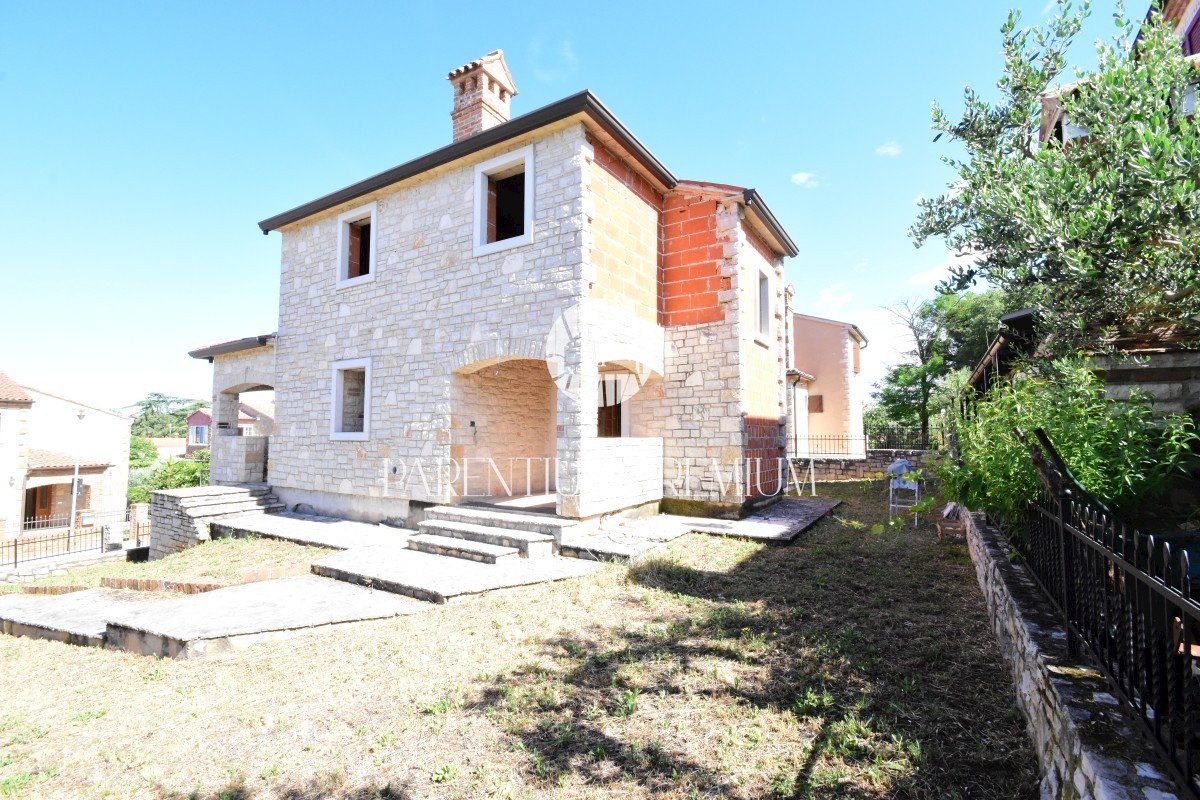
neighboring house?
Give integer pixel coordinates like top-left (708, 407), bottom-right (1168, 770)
top-left (0, 372), bottom-right (132, 535)
top-left (191, 51), bottom-right (799, 522)
top-left (186, 401), bottom-right (275, 456)
top-left (148, 438), bottom-right (187, 461)
top-left (787, 314), bottom-right (868, 457)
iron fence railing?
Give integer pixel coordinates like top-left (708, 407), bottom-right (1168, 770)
top-left (1003, 429), bottom-right (1199, 797)
top-left (789, 427), bottom-right (947, 458)
top-left (3, 508), bottom-right (147, 569)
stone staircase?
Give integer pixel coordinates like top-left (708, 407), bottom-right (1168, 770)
top-left (410, 505), bottom-right (574, 563)
top-left (149, 484), bottom-right (284, 559)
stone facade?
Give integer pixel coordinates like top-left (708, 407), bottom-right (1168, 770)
top-left (963, 511), bottom-right (1183, 800)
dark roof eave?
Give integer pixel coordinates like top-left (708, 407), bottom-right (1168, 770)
top-left (742, 189), bottom-right (798, 258)
top-left (189, 334), bottom-right (277, 362)
top-left (257, 91), bottom-right (677, 233)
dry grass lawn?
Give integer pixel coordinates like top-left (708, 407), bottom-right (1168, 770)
top-left (0, 481), bottom-right (1038, 799)
top-left (3, 537), bottom-right (329, 590)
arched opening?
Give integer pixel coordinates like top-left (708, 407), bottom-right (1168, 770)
top-left (450, 357), bottom-right (557, 510)
top-left (210, 382), bottom-right (275, 485)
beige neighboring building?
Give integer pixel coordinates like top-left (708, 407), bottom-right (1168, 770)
top-left (190, 51), bottom-right (800, 522)
top-left (788, 314), bottom-right (868, 457)
top-left (0, 372), bottom-right (132, 535)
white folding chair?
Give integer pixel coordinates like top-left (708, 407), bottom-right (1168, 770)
top-left (889, 474), bottom-right (921, 526)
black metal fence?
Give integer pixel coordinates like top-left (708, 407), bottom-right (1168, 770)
top-left (3, 508), bottom-right (146, 569)
top-left (1004, 430), bottom-right (1199, 797)
top-left (789, 427), bottom-right (947, 458)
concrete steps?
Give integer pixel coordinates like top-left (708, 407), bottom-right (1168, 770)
top-left (424, 506), bottom-right (576, 540)
top-left (417, 519), bottom-right (555, 559)
top-left (407, 532), bottom-right (520, 564)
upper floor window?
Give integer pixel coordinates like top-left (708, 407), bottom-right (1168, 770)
top-left (757, 269), bottom-right (771, 340)
top-left (336, 202), bottom-right (377, 288)
top-left (330, 358), bottom-right (371, 441)
top-left (473, 146), bottom-right (534, 257)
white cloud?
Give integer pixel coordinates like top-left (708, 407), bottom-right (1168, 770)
top-left (912, 192), bottom-right (928, 206)
top-left (811, 282), bottom-right (852, 312)
top-left (908, 249), bottom-right (979, 286)
top-left (790, 171), bottom-right (819, 188)
top-left (1040, 0), bottom-right (1057, 17)
top-left (530, 38), bottom-right (578, 83)
top-left (875, 141), bottom-right (902, 157)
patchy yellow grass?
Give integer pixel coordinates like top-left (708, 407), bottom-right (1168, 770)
top-left (0, 482), bottom-right (1037, 799)
top-left (7, 537), bottom-right (329, 590)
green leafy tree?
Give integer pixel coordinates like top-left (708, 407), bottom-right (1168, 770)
top-left (930, 290), bottom-right (1014, 371)
top-left (873, 300), bottom-right (945, 436)
top-left (128, 392), bottom-right (205, 438)
top-left (943, 359), bottom-right (1198, 521)
top-left (913, 4), bottom-right (1200, 351)
top-left (128, 436), bottom-right (159, 470)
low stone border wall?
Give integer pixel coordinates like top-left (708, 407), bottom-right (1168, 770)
top-left (791, 448), bottom-right (938, 482)
top-left (99, 577), bottom-right (226, 594)
top-left (963, 511), bottom-right (1181, 799)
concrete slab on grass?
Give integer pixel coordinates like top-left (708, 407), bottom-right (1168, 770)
top-left (680, 497), bottom-right (842, 542)
top-left (211, 511), bottom-right (410, 550)
top-left (104, 576), bottom-right (427, 659)
top-left (0, 588), bottom-right (166, 647)
top-left (313, 545), bottom-right (599, 603)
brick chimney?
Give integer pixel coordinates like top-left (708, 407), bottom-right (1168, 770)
top-left (447, 50), bottom-right (518, 142)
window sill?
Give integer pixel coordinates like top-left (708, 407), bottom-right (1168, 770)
top-left (330, 432), bottom-right (369, 442)
top-left (336, 274), bottom-right (375, 291)
top-left (473, 233), bottom-right (532, 259)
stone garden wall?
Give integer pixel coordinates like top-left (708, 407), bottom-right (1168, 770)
top-left (791, 448), bottom-right (937, 483)
top-left (963, 511), bottom-right (1181, 799)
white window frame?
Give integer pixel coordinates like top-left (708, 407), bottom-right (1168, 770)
top-left (330, 357), bottom-right (372, 441)
top-left (756, 269), bottom-right (771, 342)
top-left (472, 145), bottom-right (535, 257)
top-left (190, 425), bottom-right (209, 446)
top-left (335, 202), bottom-right (378, 289)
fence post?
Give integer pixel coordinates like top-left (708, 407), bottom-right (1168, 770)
top-left (1056, 492), bottom-right (1079, 657)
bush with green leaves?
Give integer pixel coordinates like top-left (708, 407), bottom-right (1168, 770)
top-left (127, 450), bottom-right (210, 504)
top-left (942, 360), bottom-right (1197, 521)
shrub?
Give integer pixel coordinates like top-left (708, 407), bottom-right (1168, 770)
top-left (941, 359), bottom-right (1197, 521)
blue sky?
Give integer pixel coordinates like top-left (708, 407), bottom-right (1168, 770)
top-left (0, 0), bottom-right (1123, 410)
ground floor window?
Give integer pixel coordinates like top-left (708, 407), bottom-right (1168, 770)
top-left (331, 358), bottom-right (371, 440)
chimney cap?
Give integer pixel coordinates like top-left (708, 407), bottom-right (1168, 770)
top-left (446, 49), bottom-right (518, 97)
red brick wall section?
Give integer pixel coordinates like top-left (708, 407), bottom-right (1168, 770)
top-left (588, 134), bottom-right (664, 209)
top-left (661, 193), bottom-right (727, 326)
top-left (745, 416), bottom-right (785, 497)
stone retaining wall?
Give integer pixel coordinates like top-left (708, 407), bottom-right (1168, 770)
top-left (963, 511), bottom-right (1181, 799)
top-left (791, 448), bottom-right (937, 483)
top-left (149, 486), bottom-right (278, 559)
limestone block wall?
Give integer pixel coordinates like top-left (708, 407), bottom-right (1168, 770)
top-left (149, 486), bottom-right (277, 559)
top-left (963, 511), bottom-right (1182, 800)
top-left (792, 449), bottom-right (937, 482)
top-left (574, 437), bottom-right (664, 517)
top-left (210, 436), bottom-right (268, 485)
top-left (450, 358), bottom-right (555, 497)
top-left (269, 123), bottom-right (587, 520)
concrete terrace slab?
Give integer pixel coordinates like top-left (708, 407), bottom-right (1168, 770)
top-left (558, 516), bottom-right (694, 561)
top-left (104, 576), bottom-right (427, 659)
top-left (681, 497), bottom-right (842, 543)
top-left (0, 588), bottom-right (166, 647)
top-left (313, 545), bottom-right (599, 603)
top-left (212, 511), bottom-right (410, 550)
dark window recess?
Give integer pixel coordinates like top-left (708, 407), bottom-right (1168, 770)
top-left (1188, 17), bottom-right (1200, 56)
top-left (488, 172), bottom-right (525, 242)
top-left (808, 395), bottom-right (824, 414)
top-left (347, 221), bottom-right (371, 279)
top-left (598, 400), bottom-right (622, 438)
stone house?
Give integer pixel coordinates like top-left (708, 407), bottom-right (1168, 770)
top-left (788, 314), bottom-right (868, 457)
top-left (192, 51), bottom-right (798, 524)
top-left (0, 372), bottom-right (132, 535)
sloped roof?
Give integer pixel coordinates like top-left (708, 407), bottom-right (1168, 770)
top-left (27, 449), bottom-right (111, 471)
top-left (0, 372), bottom-right (32, 405)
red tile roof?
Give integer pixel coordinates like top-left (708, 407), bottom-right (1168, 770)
top-left (0, 372), bottom-right (32, 405)
top-left (27, 449), bottom-right (111, 471)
